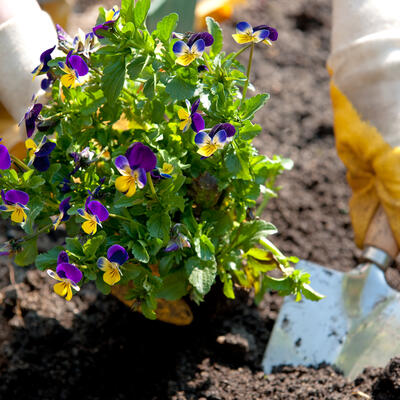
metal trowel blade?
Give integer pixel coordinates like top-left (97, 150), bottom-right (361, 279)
top-left (262, 259), bottom-right (400, 380)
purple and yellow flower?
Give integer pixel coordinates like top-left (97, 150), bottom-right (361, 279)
top-left (97, 244), bottom-right (128, 286)
top-left (194, 128), bottom-right (228, 158)
top-left (46, 251), bottom-right (82, 301)
top-left (232, 22), bottom-right (272, 45)
top-left (253, 24), bottom-right (278, 45)
top-left (77, 197), bottom-right (109, 235)
top-left (93, 6), bottom-right (120, 38)
top-left (25, 135), bottom-right (56, 172)
top-left (32, 46), bottom-right (56, 79)
top-left (53, 197), bottom-right (71, 230)
top-left (160, 163), bottom-right (173, 178)
top-left (0, 190), bottom-right (29, 223)
top-left (210, 123), bottom-right (236, 143)
top-left (173, 38), bottom-right (205, 66)
top-left (19, 97), bottom-right (43, 138)
top-left (114, 142), bottom-right (157, 197)
top-left (165, 233), bottom-right (191, 252)
top-left (0, 139), bottom-right (11, 170)
top-left (58, 51), bottom-right (89, 89)
top-left (178, 99), bottom-right (205, 132)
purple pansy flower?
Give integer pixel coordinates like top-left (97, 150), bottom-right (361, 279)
top-left (173, 39), bottom-right (205, 66)
top-left (53, 197), bottom-right (71, 230)
top-left (77, 197), bottom-right (109, 235)
top-left (41, 72), bottom-right (55, 91)
top-left (46, 251), bottom-right (82, 301)
top-left (32, 45), bottom-right (56, 79)
top-left (93, 6), bottom-right (120, 38)
top-left (97, 244), bottom-right (129, 286)
top-left (232, 22), bottom-right (271, 45)
top-left (165, 233), bottom-right (191, 252)
top-left (0, 189), bottom-right (29, 223)
top-left (19, 97), bottom-right (43, 138)
top-left (58, 51), bottom-right (89, 89)
top-left (194, 123), bottom-right (235, 158)
top-left (0, 139), bottom-right (11, 170)
top-left (25, 136), bottom-right (56, 172)
top-left (178, 99), bottom-right (205, 133)
top-left (114, 142), bottom-right (157, 197)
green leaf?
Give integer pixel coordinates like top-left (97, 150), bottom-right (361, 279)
top-left (234, 220), bottom-right (277, 252)
top-left (83, 232), bottom-right (106, 257)
top-left (194, 234), bottom-right (215, 261)
top-left (133, 0), bottom-right (150, 27)
top-left (223, 278), bottom-right (235, 299)
top-left (240, 93), bottom-right (270, 120)
top-left (156, 270), bottom-right (188, 300)
top-left (14, 239), bottom-right (37, 266)
top-left (187, 262), bottom-right (217, 296)
top-left (147, 213), bottom-right (171, 241)
top-left (154, 13), bottom-right (178, 43)
top-left (239, 121), bottom-right (262, 141)
top-left (66, 237), bottom-right (84, 257)
top-left (28, 176), bottom-right (45, 189)
top-left (301, 283), bottom-right (325, 301)
top-left (101, 57), bottom-right (126, 104)
top-left (121, 0), bottom-right (134, 22)
top-left (131, 241), bottom-right (150, 263)
top-left (24, 198), bottom-right (44, 235)
top-left (206, 17), bottom-right (223, 57)
top-left (35, 246), bottom-right (64, 271)
top-left (166, 77), bottom-right (196, 101)
top-left (127, 55), bottom-right (147, 80)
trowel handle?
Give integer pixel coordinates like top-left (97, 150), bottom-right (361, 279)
top-left (362, 205), bottom-right (398, 269)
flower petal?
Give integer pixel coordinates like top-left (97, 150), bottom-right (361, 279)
top-left (87, 200), bottom-right (109, 222)
top-left (172, 40), bottom-right (189, 57)
top-left (59, 197), bottom-right (71, 216)
top-left (191, 99), bottom-right (200, 114)
top-left (56, 262), bottom-right (82, 284)
top-left (191, 113), bottom-right (205, 133)
top-left (68, 55), bottom-right (89, 77)
top-left (47, 269), bottom-right (62, 281)
top-left (253, 29), bottom-right (270, 43)
top-left (97, 256), bottom-right (111, 271)
top-left (5, 190), bottom-right (29, 205)
top-left (33, 156), bottom-right (50, 172)
top-left (194, 131), bottom-right (210, 147)
top-left (134, 168), bottom-right (147, 189)
top-left (103, 267), bottom-right (121, 286)
top-left (236, 21), bottom-right (253, 35)
top-left (0, 144), bottom-right (11, 170)
top-left (126, 142), bottom-right (157, 172)
top-left (114, 155), bottom-right (131, 176)
top-left (11, 207), bottom-right (27, 223)
top-left (82, 219), bottom-right (97, 235)
top-left (188, 32), bottom-right (214, 47)
top-left (57, 251), bottom-right (69, 265)
top-left (116, 176), bottom-right (136, 196)
top-left (54, 281), bottom-right (69, 298)
top-left (213, 129), bottom-right (227, 146)
top-left (107, 244), bottom-right (129, 265)
top-left (190, 39), bottom-right (205, 56)
top-left (165, 242), bottom-right (179, 252)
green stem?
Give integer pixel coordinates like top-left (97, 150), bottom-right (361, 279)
top-left (146, 172), bottom-right (158, 201)
top-left (255, 193), bottom-right (272, 217)
top-left (17, 223), bottom-right (53, 244)
top-left (109, 213), bottom-right (132, 222)
top-left (240, 42), bottom-right (254, 106)
top-left (232, 43), bottom-right (252, 60)
top-left (11, 155), bottom-right (30, 172)
top-left (203, 57), bottom-right (214, 73)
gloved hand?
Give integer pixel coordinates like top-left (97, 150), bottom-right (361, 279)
top-left (328, 0), bottom-right (400, 250)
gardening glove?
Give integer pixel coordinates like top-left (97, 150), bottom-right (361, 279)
top-left (327, 0), bottom-right (400, 249)
top-left (0, 0), bottom-right (57, 152)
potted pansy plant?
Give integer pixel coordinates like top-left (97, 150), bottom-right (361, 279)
top-left (0, 1), bottom-right (323, 321)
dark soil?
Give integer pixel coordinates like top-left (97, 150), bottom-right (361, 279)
top-left (1, 0), bottom-right (400, 398)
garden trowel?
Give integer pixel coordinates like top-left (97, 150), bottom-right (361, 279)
top-left (263, 206), bottom-right (400, 380)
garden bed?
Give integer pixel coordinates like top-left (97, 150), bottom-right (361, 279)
top-left (0, 0), bottom-right (399, 398)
